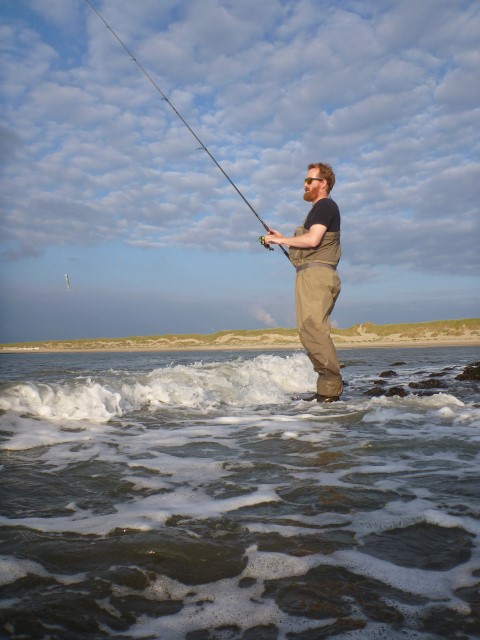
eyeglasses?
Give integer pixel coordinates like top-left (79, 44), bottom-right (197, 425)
top-left (304, 177), bottom-right (325, 185)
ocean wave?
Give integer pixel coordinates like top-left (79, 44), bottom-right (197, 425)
top-left (0, 353), bottom-right (315, 422)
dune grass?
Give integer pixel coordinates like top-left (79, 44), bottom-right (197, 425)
top-left (336, 318), bottom-right (480, 337)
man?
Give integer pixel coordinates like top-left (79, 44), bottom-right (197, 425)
top-left (265, 162), bottom-right (343, 402)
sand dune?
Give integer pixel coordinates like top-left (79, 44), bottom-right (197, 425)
top-left (2, 320), bottom-right (479, 352)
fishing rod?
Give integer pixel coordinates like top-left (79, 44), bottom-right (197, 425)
top-left (84, 0), bottom-right (290, 260)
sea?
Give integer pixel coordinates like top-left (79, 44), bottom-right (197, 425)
top-left (0, 345), bottom-right (479, 640)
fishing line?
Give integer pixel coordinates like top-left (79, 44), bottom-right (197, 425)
top-left (84, 0), bottom-right (290, 260)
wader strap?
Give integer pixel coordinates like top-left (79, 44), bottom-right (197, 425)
top-left (296, 262), bottom-right (337, 273)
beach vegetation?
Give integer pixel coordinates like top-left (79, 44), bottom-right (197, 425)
top-left (1, 319), bottom-right (479, 352)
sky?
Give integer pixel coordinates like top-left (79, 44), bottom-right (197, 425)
top-left (1, 0), bottom-right (479, 343)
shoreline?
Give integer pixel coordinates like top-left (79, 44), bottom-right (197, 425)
top-left (2, 338), bottom-right (479, 354)
top-left (2, 320), bottom-right (479, 354)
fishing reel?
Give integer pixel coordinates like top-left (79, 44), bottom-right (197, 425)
top-left (258, 235), bottom-right (274, 251)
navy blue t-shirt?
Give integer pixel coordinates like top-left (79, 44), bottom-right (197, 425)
top-left (304, 198), bottom-right (340, 232)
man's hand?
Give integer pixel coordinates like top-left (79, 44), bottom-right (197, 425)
top-left (264, 229), bottom-right (284, 246)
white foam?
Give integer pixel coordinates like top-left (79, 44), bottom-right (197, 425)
top-left (242, 544), bottom-right (316, 580)
top-left (127, 453), bottom-right (230, 484)
top-left (282, 431), bottom-right (299, 439)
top-left (121, 555), bottom-right (336, 640)
top-left (0, 353), bottom-right (315, 424)
top-left (0, 380), bottom-right (124, 422)
top-left (115, 535), bottom-right (480, 640)
top-left (422, 509), bottom-right (480, 537)
top-left (0, 412), bottom-right (111, 451)
top-left (317, 549), bottom-right (476, 610)
top-left (0, 485), bottom-right (281, 536)
top-left (0, 555), bottom-right (49, 586)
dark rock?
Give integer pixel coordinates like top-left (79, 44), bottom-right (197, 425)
top-left (242, 625), bottom-right (278, 640)
top-left (365, 387), bottom-right (385, 397)
top-left (379, 370), bottom-right (397, 378)
top-left (362, 523), bottom-right (474, 570)
top-left (412, 390), bottom-right (436, 397)
top-left (385, 386), bottom-right (409, 397)
top-left (373, 379), bottom-right (387, 385)
top-left (409, 379), bottom-right (447, 389)
top-left (455, 362), bottom-right (480, 381)
top-left (390, 361), bottom-right (406, 366)
top-left (429, 372), bottom-right (447, 378)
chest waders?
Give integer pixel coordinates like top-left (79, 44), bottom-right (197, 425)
top-left (289, 226), bottom-right (343, 398)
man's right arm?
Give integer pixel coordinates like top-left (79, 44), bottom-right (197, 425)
top-left (265, 224), bottom-right (326, 249)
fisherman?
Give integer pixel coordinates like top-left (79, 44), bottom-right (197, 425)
top-left (264, 163), bottom-right (342, 402)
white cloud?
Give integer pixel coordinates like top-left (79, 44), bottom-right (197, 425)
top-left (0, 0), bottom-right (479, 311)
top-left (251, 306), bottom-right (276, 327)
top-left (29, 0), bottom-right (81, 29)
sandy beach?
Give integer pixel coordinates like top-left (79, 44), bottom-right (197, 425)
top-left (2, 320), bottom-right (479, 353)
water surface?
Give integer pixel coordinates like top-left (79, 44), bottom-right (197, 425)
top-left (1, 346), bottom-right (479, 639)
